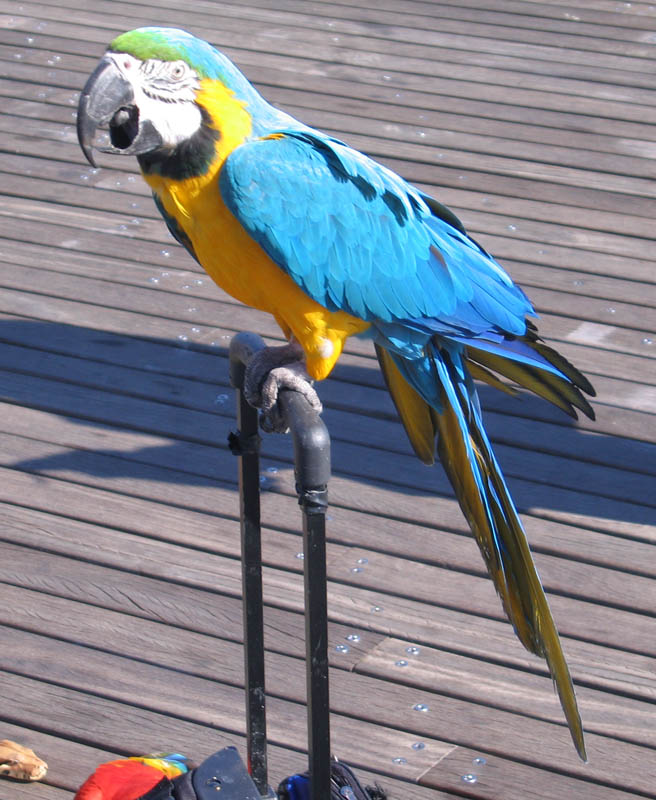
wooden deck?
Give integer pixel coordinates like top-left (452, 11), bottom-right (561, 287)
top-left (1, 0), bottom-right (655, 797)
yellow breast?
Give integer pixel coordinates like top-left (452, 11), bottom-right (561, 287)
top-left (143, 80), bottom-right (369, 380)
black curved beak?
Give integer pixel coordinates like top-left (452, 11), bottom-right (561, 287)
top-left (77, 55), bottom-right (162, 167)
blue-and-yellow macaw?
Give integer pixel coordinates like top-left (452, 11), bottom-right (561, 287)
top-left (77, 27), bottom-right (595, 760)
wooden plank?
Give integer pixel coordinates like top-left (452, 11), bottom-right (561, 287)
top-left (0, 362), bottom-right (651, 568)
top-left (2, 95), bottom-right (650, 230)
top-left (2, 529), bottom-right (653, 709)
top-left (276, 104), bottom-right (656, 187)
top-left (231, 0), bottom-right (656, 50)
top-left (3, 126), bottom-right (656, 261)
top-left (3, 2), bottom-right (652, 80)
top-left (0, 672), bottom-right (470, 800)
top-left (1, 492), bottom-right (655, 673)
top-left (4, 70), bottom-right (656, 184)
top-left (0, 669), bottom-right (312, 785)
top-left (356, 637), bottom-right (656, 748)
top-left (379, 0), bottom-right (656, 23)
top-left (3, 231), bottom-right (653, 376)
top-left (0, 236), bottom-right (653, 387)
top-left (3, 205), bottom-right (655, 327)
top-left (420, 745), bottom-right (643, 800)
top-left (0, 188), bottom-right (651, 347)
top-left (12, 0), bottom-right (656, 75)
top-left (3, 14), bottom-right (655, 125)
top-left (25, 0), bottom-right (656, 52)
top-left (2, 608), bottom-right (656, 793)
top-left (13, 0), bottom-right (656, 70)
top-left (0, 323), bottom-right (652, 479)
top-left (1, 783), bottom-right (72, 800)
top-left (0, 581), bottom-right (379, 688)
top-left (2, 231), bottom-right (654, 327)
top-left (0, 355), bottom-right (651, 514)
top-left (278, 0), bottom-right (656, 37)
top-left (1, 10), bottom-right (652, 115)
top-left (275, 86), bottom-right (656, 169)
top-left (5, 22), bottom-right (656, 135)
top-left (4, 20), bottom-right (656, 132)
top-left (9, 572), bottom-right (652, 758)
top-left (3, 101), bottom-right (654, 217)
top-left (2, 584), bottom-right (655, 782)
top-left (0, 257), bottom-right (650, 423)
top-left (3, 632), bottom-right (644, 800)
top-left (0, 244), bottom-right (651, 422)
top-left (1, 467), bottom-right (653, 633)
top-left (4, 147), bottom-right (656, 244)
top-left (339, 130), bottom-right (656, 203)
top-left (3, 87), bottom-right (655, 203)
top-left (1, 452), bottom-right (654, 605)
top-left (2, 122), bottom-right (649, 288)
top-left (6, 41), bottom-right (656, 165)
top-left (502, 260), bottom-right (656, 309)
top-left (0, 385), bottom-right (651, 546)
top-left (0, 626), bottom-right (458, 783)
top-left (423, 0), bottom-right (656, 25)
top-left (0, 241), bottom-right (653, 390)
top-left (0, 369), bottom-right (652, 542)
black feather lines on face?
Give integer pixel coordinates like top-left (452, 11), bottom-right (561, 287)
top-left (137, 105), bottom-right (219, 180)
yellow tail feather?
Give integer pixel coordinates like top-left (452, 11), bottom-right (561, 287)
top-left (466, 347), bottom-right (593, 419)
top-left (375, 344), bottom-right (437, 465)
top-left (375, 342), bottom-right (586, 760)
top-left (462, 404), bottom-right (587, 761)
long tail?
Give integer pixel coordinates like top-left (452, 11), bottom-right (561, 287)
top-left (376, 338), bottom-right (588, 761)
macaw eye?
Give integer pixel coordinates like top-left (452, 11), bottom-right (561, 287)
top-left (171, 62), bottom-right (187, 79)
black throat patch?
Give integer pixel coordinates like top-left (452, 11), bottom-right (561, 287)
top-left (137, 106), bottom-right (220, 180)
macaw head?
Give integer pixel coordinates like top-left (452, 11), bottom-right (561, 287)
top-left (76, 27), bottom-right (262, 174)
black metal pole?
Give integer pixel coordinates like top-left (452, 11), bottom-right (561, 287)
top-left (229, 333), bottom-right (268, 796)
top-left (302, 504), bottom-right (330, 800)
top-left (279, 391), bottom-right (332, 800)
top-left (230, 333), bottom-right (332, 800)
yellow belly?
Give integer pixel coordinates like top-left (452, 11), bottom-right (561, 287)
top-left (147, 172), bottom-right (369, 380)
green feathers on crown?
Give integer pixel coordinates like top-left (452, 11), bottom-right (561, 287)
top-left (109, 27), bottom-right (237, 84)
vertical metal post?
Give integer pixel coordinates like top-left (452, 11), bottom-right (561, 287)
top-left (229, 334), bottom-right (268, 796)
top-left (280, 391), bottom-right (332, 800)
top-left (230, 333), bottom-right (332, 800)
top-left (302, 501), bottom-right (331, 800)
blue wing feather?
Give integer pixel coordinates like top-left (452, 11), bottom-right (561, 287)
top-left (219, 130), bottom-right (534, 340)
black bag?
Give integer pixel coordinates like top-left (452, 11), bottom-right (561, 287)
top-left (277, 759), bottom-right (387, 800)
top-left (133, 748), bottom-right (264, 800)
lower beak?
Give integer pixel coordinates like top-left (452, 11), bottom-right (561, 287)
top-left (76, 55), bottom-right (162, 167)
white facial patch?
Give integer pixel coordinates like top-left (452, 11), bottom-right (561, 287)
top-left (134, 85), bottom-right (202, 147)
top-left (109, 53), bottom-right (203, 148)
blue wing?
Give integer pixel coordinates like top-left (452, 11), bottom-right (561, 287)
top-left (219, 131), bottom-right (533, 341)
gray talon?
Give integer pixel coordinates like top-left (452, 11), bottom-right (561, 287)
top-left (244, 342), bottom-right (322, 433)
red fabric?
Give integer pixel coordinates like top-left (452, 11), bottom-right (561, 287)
top-left (74, 760), bottom-right (165, 800)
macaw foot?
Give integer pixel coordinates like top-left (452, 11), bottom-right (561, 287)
top-left (244, 341), bottom-right (322, 433)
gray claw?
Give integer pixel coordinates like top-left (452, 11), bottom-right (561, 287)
top-left (244, 343), bottom-right (322, 433)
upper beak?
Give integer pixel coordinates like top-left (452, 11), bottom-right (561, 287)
top-left (77, 55), bottom-right (162, 167)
